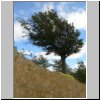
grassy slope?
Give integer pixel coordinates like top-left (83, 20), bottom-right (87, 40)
top-left (14, 52), bottom-right (86, 98)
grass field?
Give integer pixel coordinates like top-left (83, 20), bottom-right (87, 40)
top-left (14, 51), bottom-right (86, 98)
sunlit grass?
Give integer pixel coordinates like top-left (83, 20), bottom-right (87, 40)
top-left (14, 52), bottom-right (86, 98)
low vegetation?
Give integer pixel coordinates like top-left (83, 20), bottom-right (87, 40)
top-left (14, 51), bottom-right (86, 98)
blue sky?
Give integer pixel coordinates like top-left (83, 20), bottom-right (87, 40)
top-left (14, 1), bottom-right (86, 70)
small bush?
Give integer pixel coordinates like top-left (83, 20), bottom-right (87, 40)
top-left (74, 61), bottom-right (86, 83)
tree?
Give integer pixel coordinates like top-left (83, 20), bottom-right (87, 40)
top-left (19, 9), bottom-right (84, 73)
top-left (51, 60), bottom-right (62, 72)
top-left (51, 60), bottom-right (72, 74)
top-left (74, 61), bottom-right (86, 83)
top-left (32, 55), bottom-right (50, 68)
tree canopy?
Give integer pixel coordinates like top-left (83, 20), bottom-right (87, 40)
top-left (19, 9), bottom-right (84, 73)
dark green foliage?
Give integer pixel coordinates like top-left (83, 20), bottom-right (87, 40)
top-left (51, 60), bottom-right (73, 74)
top-left (32, 55), bottom-right (50, 68)
top-left (74, 61), bottom-right (86, 83)
top-left (19, 9), bottom-right (84, 73)
top-left (51, 60), bottom-right (62, 72)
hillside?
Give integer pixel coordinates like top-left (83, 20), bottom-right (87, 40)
top-left (14, 51), bottom-right (86, 98)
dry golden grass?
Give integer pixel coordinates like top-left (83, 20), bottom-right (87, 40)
top-left (14, 52), bottom-right (86, 98)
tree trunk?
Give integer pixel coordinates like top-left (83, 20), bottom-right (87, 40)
top-left (61, 56), bottom-right (66, 74)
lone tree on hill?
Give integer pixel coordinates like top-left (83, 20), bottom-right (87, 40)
top-left (19, 10), bottom-right (83, 74)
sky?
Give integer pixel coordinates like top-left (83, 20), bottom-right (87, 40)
top-left (14, 1), bottom-right (86, 71)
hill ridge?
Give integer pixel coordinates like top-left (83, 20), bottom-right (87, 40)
top-left (14, 51), bottom-right (86, 98)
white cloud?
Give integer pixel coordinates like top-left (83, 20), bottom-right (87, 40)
top-left (67, 10), bottom-right (86, 30)
top-left (14, 21), bottom-right (28, 42)
top-left (56, 2), bottom-right (86, 30)
top-left (68, 42), bottom-right (87, 59)
top-left (34, 52), bottom-right (60, 60)
top-left (57, 2), bottom-right (69, 18)
top-left (18, 49), bottom-right (33, 56)
top-left (47, 66), bottom-right (55, 71)
top-left (58, 9), bottom-right (86, 30)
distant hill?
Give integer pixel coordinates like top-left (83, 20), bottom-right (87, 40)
top-left (14, 50), bottom-right (86, 98)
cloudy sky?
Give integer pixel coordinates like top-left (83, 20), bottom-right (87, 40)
top-left (14, 1), bottom-right (86, 70)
